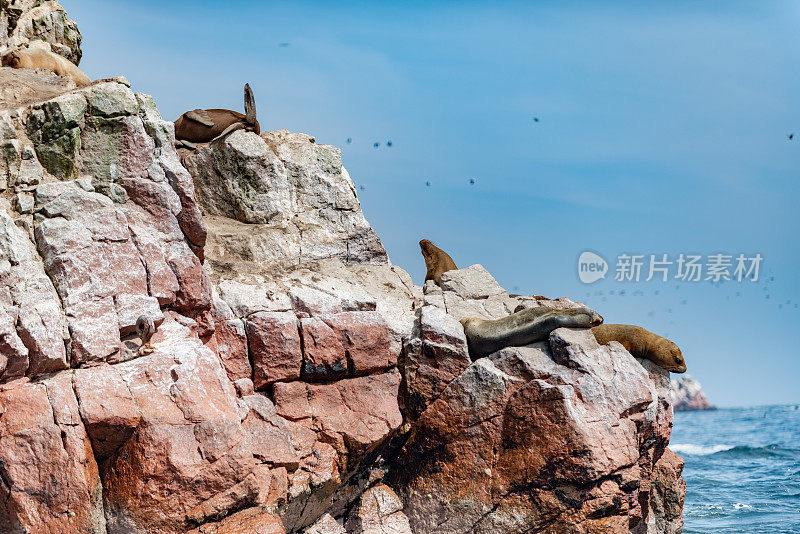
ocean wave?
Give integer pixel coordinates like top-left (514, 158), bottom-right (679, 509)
top-left (671, 443), bottom-right (734, 456)
top-left (672, 443), bottom-right (799, 458)
top-left (715, 445), bottom-right (800, 459)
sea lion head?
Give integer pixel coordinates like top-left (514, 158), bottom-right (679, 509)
top-left (2, 51), bottom-right (21, 68)
top-left (419, 239), bottom-right (434, 256)
top-left (419, 239), bottom-right (436, 266)
top-left (459, 317), bottom-right (480, 329)
top-left (655, 337), bottom-right (686, 373)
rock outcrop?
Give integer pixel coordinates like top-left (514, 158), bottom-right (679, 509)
top-left (0, 3), bottom-right (686, 533)
top-left (669, 375), bottom-right (715, 411)
top-left (1, 0), bottom-right (82, 64)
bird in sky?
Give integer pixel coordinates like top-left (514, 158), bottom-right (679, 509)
top-left (533, 117), bottom-right (540, 122)
top-left (346, 138), bottom-right (352, 144)
top-left (373, 142), bottom-right (380, 148)
top-left (387, 140), bottom-right (393, 147)
top-left (425, 181), bottom-right (431, 187)
top-left (469, 178), bottom-right (475, 185)
top-left (789, 133), bottom-right (794, 140)
top-left (278, 42), bottom-right (290, 47)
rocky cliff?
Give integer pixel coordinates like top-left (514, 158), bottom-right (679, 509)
top-left (669, 375), bottom-right (715, 412)
top-left (0, 4), bottom-right (686, 533)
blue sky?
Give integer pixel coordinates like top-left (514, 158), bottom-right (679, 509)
top-left (66, 0), bottom-right (799, 406)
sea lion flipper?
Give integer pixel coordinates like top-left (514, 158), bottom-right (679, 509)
top-left (185, 109), bottom-right (215, 127)
top-left (244, 83), bottom-right (257, 126)
top-left (210, 121), bottom-right (245, 144)
top-left (175, 139), bottom-right (198, 150)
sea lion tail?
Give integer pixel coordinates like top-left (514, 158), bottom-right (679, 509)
top-left (244, 83), bottom-right (257, 126)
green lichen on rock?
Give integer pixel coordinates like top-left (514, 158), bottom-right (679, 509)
top-left (79, 116), bottom-right (137, 203)
top-left (26, 92), bottom-right (87, 179)
top-left (33, 127), bottom-right (80, 179)
top-left (29, 8), bottom-right (83, 64)
top-left (86, 83), bottom-right (139, 118)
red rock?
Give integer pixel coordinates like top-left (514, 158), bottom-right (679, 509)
top-left (391, 327), bottom-right (664, 533)
top-left (0, 305), bottom-right (28, 380)
top-left (211, 293), bottom-right (251, 383)
top-left (161, 154), bottom-right (208, 251)
top-left (402, 305), bottom-right (471, 419)
top-left (66, 296), bottom-right (121, 365)
top-left (0, 375), bottom-right (105, 533)
top-left (649, 448), bottom-right (686, 534)
top-left (97, 318), bottom-right (294, 533)
top-left (73, 363), bottom-right (142, 460)
top-left (305, 513), bottom-right (345, 534)
top-left (186, 507), bottom-right (286, 534)
top-left (246, 311), bottom-right (302, 389)
top-left (240, 394), bottom-right (300, 469)
top-left (321, 312), bottom-right (394, 376)
top-left (345, 484), bottom-right (411, 534)
top-left (167, 241), bottom-right (212, 314)
top-left (274, 371), bottom-right (402, 463)
top-left (125, 213), bottom-right (180, 306)
top-left (300, 316), bottom-right (347, 381)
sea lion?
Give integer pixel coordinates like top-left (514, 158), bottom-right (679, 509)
top-left (461, 306), bottom-right (603, 358)
top-left (420, 239), bottom-right (458, 284)
top-left (591, 324), bottom-right (686, 373)
top-left (174, 83), bottom-right (260, 149)
top-left (136, 315), bottom-right (156, 356)
top-left (2, 48), bottom-right (91, 86)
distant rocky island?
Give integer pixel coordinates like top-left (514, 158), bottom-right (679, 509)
top-left (669, 375), bottom-right (716, 411)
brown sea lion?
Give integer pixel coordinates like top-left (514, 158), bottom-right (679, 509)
top-left (420, 239), bottom-right (458, 284)
top-left (461, 306), bottom-right (603, 359)
top-left (2, 48), bottom-right (91, 86)
top-left (174, 83), bottom-right (259, 149)
top-left (136, 315), bottom-right (156, 356)
top-left (591, 324), bottom-right (686, 373)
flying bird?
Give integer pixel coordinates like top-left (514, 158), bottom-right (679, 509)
top-left (469, 178), bottom-right (475, 185)
top-left (279, 42), bottom-right (291, 47)
top-left (346, 138), bottom-right (352, 144)
top-left (789, 133), bottom-right (794, 140)
top-left (387, 140), bottom-right (393, 147)
top-left (359, 185), bottom-right (365, 191)
top-left (425, 181), bottom-right (431, 187)
top-left (373, 142), bottom-right (380, 148)
top-left (533, 117), bottom-right (540, 122)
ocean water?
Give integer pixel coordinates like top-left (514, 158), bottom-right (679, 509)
top-left (671, 405), bottom-right (800, 533)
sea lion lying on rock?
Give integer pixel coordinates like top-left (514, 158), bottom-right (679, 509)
top-left (461, 306), bottom-right (603, 358)
top-left (2, 48), bottom-right (91, 86)
top-left (591, 323), bottom-right (687, 373)
top-left (174, 83), bottom-right (260, 149)
top-left (420, 239), bottom-right (458, 284)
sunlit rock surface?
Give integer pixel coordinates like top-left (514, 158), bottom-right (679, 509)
top-left (0, 2), bottom-right (686, 532)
